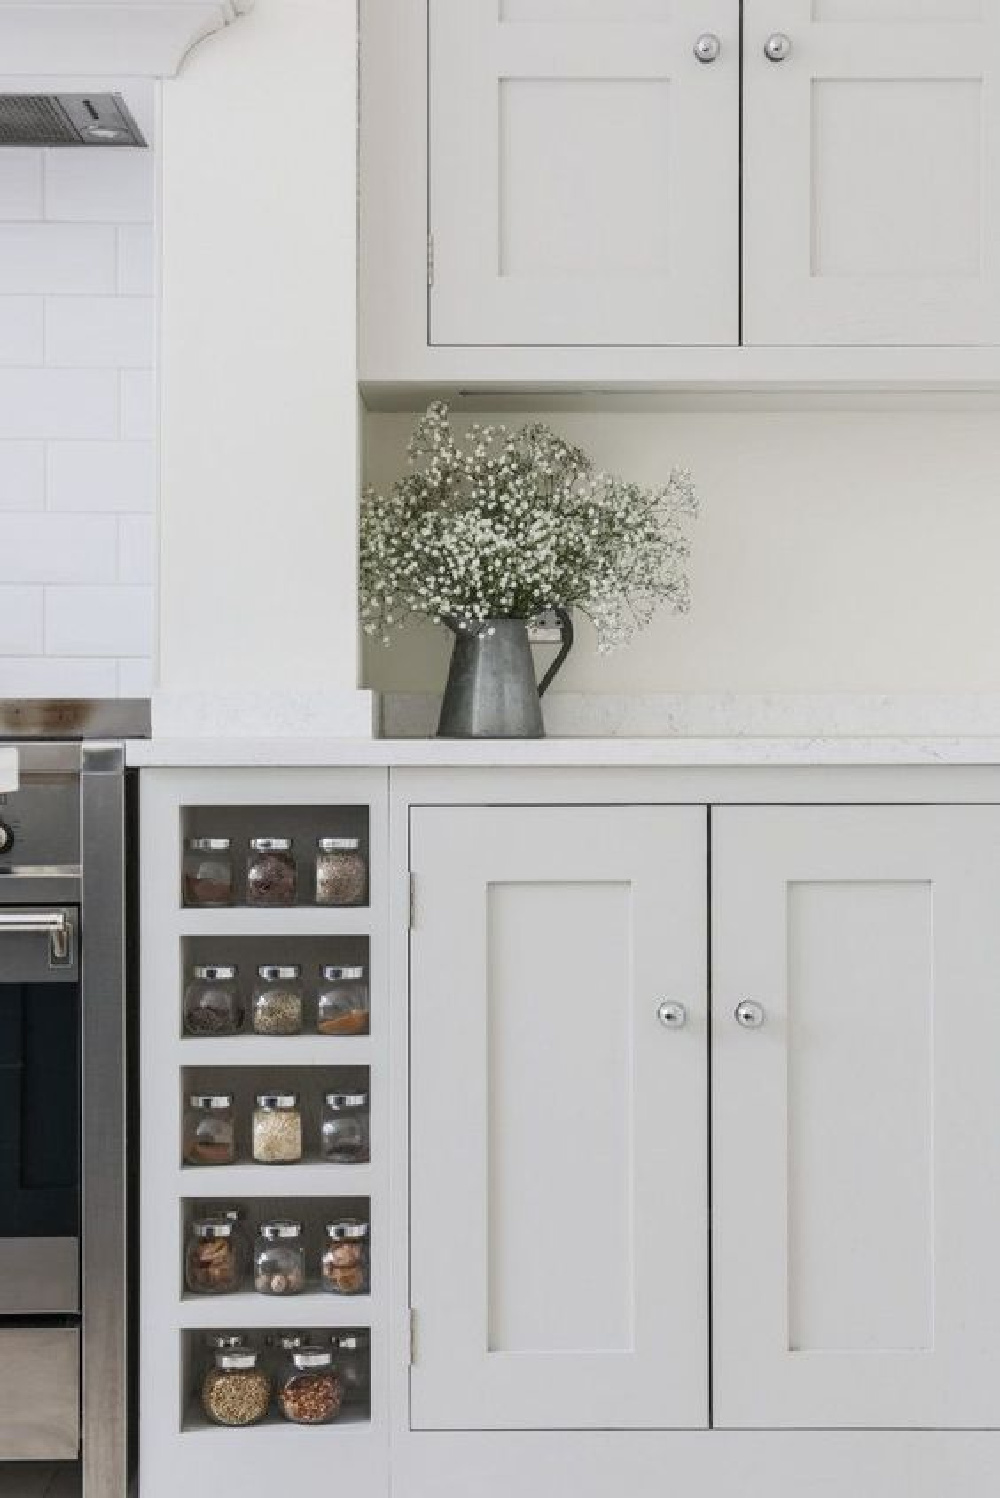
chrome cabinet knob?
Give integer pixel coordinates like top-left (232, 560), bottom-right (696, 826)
top-left (657, 1001), bottom-right (688, 1029)
top-left (764, 32), bottom-right (793, 62)
top-left (735, 1000), bottom-right (766, 1030)
top-left (694, 33), bottom-right (722, 64)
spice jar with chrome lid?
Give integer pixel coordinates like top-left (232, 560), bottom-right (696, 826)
top-left (321, 1091), bottom-right (370, 1164)
top-left (251, 965), bottom-right (304, 1036)
top-left (333, 1330), bottom-right (370, 1405)
top-left (247, 837), bottom-right (297, 907)
top-left (185, 1214), bottom-right (246, 1294)
top-left (317, 965), bottom-right (369, 1037)
top-left (183, 837), bottom-right (234, 907)
top-left (183, 1093), bottom-right (235, 1166)
top-left (321, 1219), bottom-right (370, 1295)
top-left (201, 1346), bottom-right (271, 1427)
top-left (277, 1346), bottom-right (343, 1425)
top-left (315, 836), bottom-right (368, 907)
top-left (254, 1219), bottom-right (306, 1295)
top-left (183, 964), bottom-right (243, 1037)
top-left (252, 1092), bottom-right (303, 1164)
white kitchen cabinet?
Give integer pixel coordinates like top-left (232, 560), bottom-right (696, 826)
top-left (428, 0), bottom-right (739, 347)
top-left (712, 804), bottom-right (1000, 1428)
top-left (743, 1), bottom-right (1000, 346)
top-left (408, 803), bottom-right (708, 1430)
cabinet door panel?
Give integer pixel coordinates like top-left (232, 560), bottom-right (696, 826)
top-left (744, 0), bottom-right (1000, 344)
top-left (409, 805), bottom-right (707, 1430)
top-left (429, 0), bottom-right (739, 346)
top-left (713, 806), bottom-right (1000, 1428)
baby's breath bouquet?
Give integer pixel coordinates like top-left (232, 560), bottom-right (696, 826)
top-left (360, 402), bottom-right (698, 653)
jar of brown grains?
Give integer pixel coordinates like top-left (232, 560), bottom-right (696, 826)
top-left (277, 1346), bottom-right (343, 1425)
top-left (251, 965), bottom-right (304, 1035)
top-left (247, 837), bottom-right (297, 907)
top-left (321, 1219), bottom-right (370, 1295)
top-left (201, 1347), bottom-right (271, 1427)
top-left (182, 838), bottom-right (234, 907)
top-left (183, 965), bottom-right (243, 1037)
top-left (315, 837), bottom-right (368, 907)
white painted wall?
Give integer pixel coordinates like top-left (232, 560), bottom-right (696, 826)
top-left (156, 0), bottom-right (373, 735)
top-left (0, 80), bottom-right (155, 699)
top-left (362, 406), bottom-right (1000, 700)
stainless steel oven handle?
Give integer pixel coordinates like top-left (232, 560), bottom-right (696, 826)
top-left (0, 909), bottom-right (71, 962)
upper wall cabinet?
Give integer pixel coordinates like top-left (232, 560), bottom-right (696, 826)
top-left (744, 0), bottom-right (1000, 346)
top-left (428, 0), bottom-right (739, 346)
top-left (361, 1), bottom-right (1000, 389)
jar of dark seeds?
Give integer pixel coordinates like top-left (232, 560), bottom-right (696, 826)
top-left (277, 1346), bottom-right (343, 1425)
top-left (321, 1091), bottom-right (370, 1164)
top-left (202, 1346), bottom-right (271, 1427)
top-left (333, 1330), bottom-right (370, 1406)
top-left (183, 965), bottom-right (243, 1037)
top-left (251, 964), bottom-right (304, 1035)
top-left (252, 1092), bottom-right (303, 1164)
top-left (317, 965), bottom-right (369, 1036)
top-left (321, 1219), bottom-right (370, 1295)
top-left (254, 1219), bottom-right (306, 1295)
top-left (185, 1215), bottom-right (245, 1294)
top-left (183, 1093), bottom-right (235, 1166)
top-left (247, 836), bottom-right (297, 907)
top-left (183, 837), bottom-right (234, 907)
top-left (315, 837), bottom-right (368, 907)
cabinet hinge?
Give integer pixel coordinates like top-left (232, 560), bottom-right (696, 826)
top-left (408, 1307), bottom-right (417, 1365)
top-left (408, 871), bottom-right (417, 930)
top-left (427, 233), bottom-right (435, 288)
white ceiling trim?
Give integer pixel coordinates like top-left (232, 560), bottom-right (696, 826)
top-left (0, 1), bottom-right (253, 78)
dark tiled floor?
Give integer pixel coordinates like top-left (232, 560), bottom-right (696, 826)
top-left (0, 1465), bottom-right (80, 1497)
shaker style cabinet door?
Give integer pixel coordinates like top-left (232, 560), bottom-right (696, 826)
top-left (744, 0), bottom-right (1000, 345)
top-left (428, 0), bottom-right (739, 346)
top-left (713, 806), bottom-right (1000, 1429)
top-left (409, 805), bottom-right (708, 1430)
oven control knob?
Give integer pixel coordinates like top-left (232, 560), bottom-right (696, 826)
top-left (0, 821), bottom-right (13, 854)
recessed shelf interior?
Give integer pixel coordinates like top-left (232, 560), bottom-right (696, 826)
top-left (181, 1065), bottom-right (370, 1169)
top-left (181, 803), bottom-right (371, 909)
top-left (181, 1193), bottom-right (371, 1300)
top-left (180, 934), bottom-right (371, 1040)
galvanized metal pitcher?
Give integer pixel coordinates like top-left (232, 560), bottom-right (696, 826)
top-left (436, 610), bottom-right (574, 739)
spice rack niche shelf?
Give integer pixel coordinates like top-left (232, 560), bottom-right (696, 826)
top-left (181, 1403), bottom-right (373, 1437)
top-left (179, 1164), bottom-right (374, 1196)
top-left (180, 1293), bottom-right (373, 1329)
top-left (180, 1039), bottom-right (374, 1068)
top-left (179, 909), bottom-right (375, 938)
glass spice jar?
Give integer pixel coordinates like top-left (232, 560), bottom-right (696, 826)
top-left (315, 837), bottom-right (368, 907)
top-left (252, 1092), bottom-right (303, 1164)
top-left (183, 964), bottom-right (243, 1037)
top-left (321, 1091), bottom-right (370, 1164)
top-left (183, 1093), bottom-right (235, 1166)
top-left (333, 1331), bottom-right (370, 1406)
top-left (182, 837), bottom-right (234, 908)
top-left (254, 1220), bottom-right (306, 1295)
top-left (321, 1219), bottom-right (370, 1295)
top-left (277, 1346), bottom-right (343, 1425)
top-left (251, 965), bottom-right (304, 1036)
top-left (201, 1346), bottom-right (271, 1427)
top-left (316, 966), bottom-right (369, 1037)
top-left (185, 1215), bottom-right (245, 1294)
top-left (247, 837), bottom-right (297, 907)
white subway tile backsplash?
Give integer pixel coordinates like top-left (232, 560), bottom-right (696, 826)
top-left (0, 444), bottom-right (44, 511)
top-left (117, 514), bottom-right (155, 584)
top-left (120, 369), bottom-right (154, 440)
top-left (117, 225), bottom-right (154, 295)
top-left (45, 295), bottom-right (153, 368)
top-left (0, 224), bottom-right (116, 293)
top-left (0, 370), bottom-right (118, 439)
top-left (0, 656), bottom-right (118, 697)
top-left (47, 441), bottom-right (154, 514)
top-left (45, 585), bottom-right (153, 657)
top-left (0, 152), bottom-right (43, 221)
top-left (44, 149), bottom-right (153, 224)
top-left (0, 515), bottom-right (118, 584)
top-left (0, 586), bottom-right (42, 655)
top-left (0, 298), bottom-right (42, 365)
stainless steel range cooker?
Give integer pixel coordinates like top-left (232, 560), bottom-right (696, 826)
top-left (0, 700), bottom-right (146, 1498)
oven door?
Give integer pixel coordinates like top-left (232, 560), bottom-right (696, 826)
top-left (0, 907), bottom-right (79, 1315)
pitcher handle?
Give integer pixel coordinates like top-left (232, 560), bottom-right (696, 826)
top-left (537, 608), bottom-right (574, 699)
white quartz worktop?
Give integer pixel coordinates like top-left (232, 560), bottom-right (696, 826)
top-left (125, 736), bottom-right (1000, 769)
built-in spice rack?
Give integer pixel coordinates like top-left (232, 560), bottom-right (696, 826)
top-left (141, 769), bottom-right (389, 1496)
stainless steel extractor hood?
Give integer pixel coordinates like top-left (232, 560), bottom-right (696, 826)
top-left (0, 92), bottom-right (146, 147)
